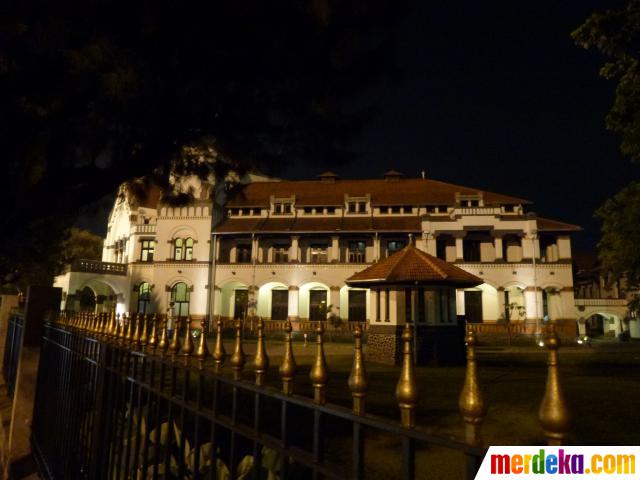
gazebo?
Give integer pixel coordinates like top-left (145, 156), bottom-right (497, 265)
top-left (346, 244), bottom-right (482, 365)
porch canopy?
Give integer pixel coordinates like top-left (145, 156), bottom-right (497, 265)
top-left (346, 244), bottom-right (481, 289)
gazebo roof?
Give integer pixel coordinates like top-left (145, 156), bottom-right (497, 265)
top-left (346, 245), bottom-right (482, 288)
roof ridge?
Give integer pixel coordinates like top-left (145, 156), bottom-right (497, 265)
top-left (385, 246), bottom-right (412, 280)
top-left (414, 246), bottom-right (448, 279)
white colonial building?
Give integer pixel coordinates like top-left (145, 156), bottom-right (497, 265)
top-left (55, 170), bottom-right (617, 336)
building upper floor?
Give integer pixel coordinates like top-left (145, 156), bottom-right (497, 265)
top-left (96, 171), bottom-right (581, 269)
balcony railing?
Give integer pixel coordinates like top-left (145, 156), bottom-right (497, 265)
top-left (453, 207), bottom-right (502, 216)
top-left (70, 259), bottom-right (127, 276)
top-left (574, 298), bottom-right (627, 307)
top-left (134, 224), bottom-right (157, 234)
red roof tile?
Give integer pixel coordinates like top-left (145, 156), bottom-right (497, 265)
top-left (226, 178), bottom-right (529, 207)
top-left (536, 217), bottom-right (582, 232)
top-left (346, 245), bottom-right (482, 287)
top-left (213, 216), bottom-right (420, 234)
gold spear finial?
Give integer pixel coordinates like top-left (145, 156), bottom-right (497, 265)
top-left (132, 313), bottom-right (142, 348)
top-left (254, 317), bottom-right (270, 386)
top-left (108, 312), bottom-right (117, 337)
top-left (458, 327), bottom-right (487, 445)
top-left (195, 319), bottom-right (210, 361)
top-left (348, 324), bottom-right (368, 415)
top-left (229, 320), bottom-right (246, 380)
top-left (148, 314), bottom-right (158, 350)
top-left (279, 321), bottom-right (297, 395)
top-left (115, 314), bottom-right (123, 339)
top-left (158, 317), bottom-right (169, 354)
top-left (538, 327), bottom-right (571, 445)
top-left (168, 316), bottom-right (181, 355)
top-left (309, 322), bottom-right (329, 405)
top-left (100, 313), bottom-right (108, 335)
top-left (125, 313), bottom-right (134, 343)
top-left (140, 314), bottom-right (149, 348)
top-left (396, 323), bottom-right (419, 428)
top-left (180, 317), bottom-right (195, 357)
top-left (213, 318), bottom-right (226, 374)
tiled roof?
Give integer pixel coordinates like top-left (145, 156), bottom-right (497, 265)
top-left (225, 178), bottom-right (529, 207)
top-left (213, 216), bottom-right (421, 234)
top-left (536, 217), bottom-right (582, 232)
top-left (346, 245), bottom-right (482, 287)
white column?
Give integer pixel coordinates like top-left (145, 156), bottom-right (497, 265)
top-left (380, 289), bottom-right (387, 322)
top-left (287, 286), bottom-right (299, 321)
top-left (494, 236), bottom-right (504, 261)
top-left (369, 289), bottom-right (379, 322)
top-left (374, 235), bottom-right (381, 261)
top-left (455, 237), bottom-right (464, 261)
top-left (330, 286), bottom-right (341, 319)
top-left (425, 233), bottom-right (437, 256)
top-left (230, 245), bottom-right (237, 263)
top-left (251, 236), bottom-right (259, 262)
top-left (290, 236), bottom-right (299, 262)
top-left (388, 290), bottom-right (399, 324)
top-left (497, 287), bottom-right (506, 321)
top-left (524, 287), bottom-right (542, 322)
top-left (331, 236), bottom-right (340, 263)
top-left (212, 286), bottom-right (222, 319)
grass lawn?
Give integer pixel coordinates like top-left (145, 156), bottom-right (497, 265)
top-left (210, 337), bottom-right (640, 446)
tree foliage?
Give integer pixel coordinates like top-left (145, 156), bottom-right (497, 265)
top-left (0, 0), bottom-right (405, 285)
top-left (573, 1), bottom-right (640, 288)
top-left (595, 182), bottom-right (640, 287)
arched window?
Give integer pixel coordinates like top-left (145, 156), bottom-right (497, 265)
top-left (174, 238), bottom-right (184, 260)
top-left (171, 282), bottom-right (190, 317)
top-left (138, 282), bottom-right (151, 314)
top-left (185, 238), bottom-right (194, 261)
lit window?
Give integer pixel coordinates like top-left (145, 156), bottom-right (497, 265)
top-left (388, 240), bottom-right (405, 256)
top-left (138, 282), bottom-right (151, 313)
top-left (237, 245), bottom-right (252, 263)
top-left (174, 238), bottom-right (183, 260)
top-left (140, 240), bottom-right (155, 262)
top-left (185, 238), bottom-right (194, 260)
top-left (170, 282), bottom-right (190, 317)
top-left (348, 241), bottom-right (366, 263)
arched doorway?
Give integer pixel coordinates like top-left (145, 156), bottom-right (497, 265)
top-left (79, 286), bottom-right (96, 311)
top-left (585, 314), bottom-right (605, 337)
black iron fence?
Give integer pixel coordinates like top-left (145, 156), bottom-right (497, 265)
top-left (2, 311), bottom-right (24, 397)
top-left (30, 313), bottom-right (487, 479)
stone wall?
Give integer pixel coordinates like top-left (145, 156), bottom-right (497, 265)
top-left (366, 325), bottom-right (403, 365)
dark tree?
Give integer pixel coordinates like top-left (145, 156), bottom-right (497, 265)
top-left (0, 0), bottom-right (405, 285)
top-left (573, 1), bottom-right (640, 291)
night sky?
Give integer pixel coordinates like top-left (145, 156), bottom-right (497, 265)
top-left (285, 1), bottom-right (636, 251)
top-left (84, 1), bottom-right (636, 252)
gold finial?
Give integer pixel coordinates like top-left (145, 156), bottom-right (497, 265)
top-left (458, 327), bottom-right (487, 445)
top-left (195, 320), bottom-right (210, 361)
top-left (140, 314), bottom-right (149, 347)
top-left (229, 320), bottom-right (246, 380)
top-left (125, 314), bottom-right (134, 343)
top-left (538, 328), bottom-right (571, 445)
top-left (115, 314), bottom-right (123, 339)
top-left (180, 317), bottom-right (194, 357)
top-left (168, 316), bottom-right (181, 355)
top-left (396, 323), bottom-right (419, 428)
top-left (348, 324), bottom-right (368, 415)
top-left (254, 318), bottom-right (270, 386)
top-left (213, 318), bottom-right (226, 373)
top-left (132, 313), bottom-right (142, 348)
top-left (309, 322), bottom-right (329, 405)
top-left (158, 317), bottom-right (169, 354)
top-left (100, 313), bottom-right (108, 335)
top-left (108, 312), bottom-right (117, 337)
top-left (279, 321), bottom-right (297, 395)
top-left (148, 314), bottom-right (158, 349)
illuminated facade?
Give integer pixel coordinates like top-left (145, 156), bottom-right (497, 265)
top-left (54, 171), bottom-right (587, 332)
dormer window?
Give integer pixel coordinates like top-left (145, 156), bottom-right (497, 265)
top-left (347, 200), bottom-right (368, 214)
top-left (273, 201), bottom-right (293, 215)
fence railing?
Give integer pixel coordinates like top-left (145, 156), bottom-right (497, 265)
top-left (2, 311), bottom-right (24, 397)
top-left (31, 313), bottom-right (492, 480)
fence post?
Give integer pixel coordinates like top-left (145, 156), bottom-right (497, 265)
top-left (88, 339), bottom-right (109, 480)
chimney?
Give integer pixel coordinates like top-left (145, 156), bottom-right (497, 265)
top-left (383, 170), bottom-right (403, 182)
top-left (318, 171), bottom-right (339, 183)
